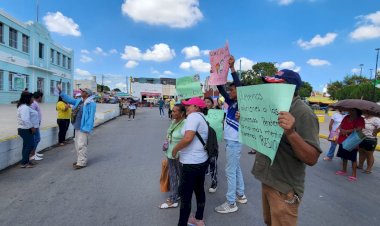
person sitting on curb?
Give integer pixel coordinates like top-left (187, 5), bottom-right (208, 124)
top-left (58, 86), bottom-right (96, 170)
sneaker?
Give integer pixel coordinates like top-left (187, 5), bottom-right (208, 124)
top-left (36, 153), bottom-right (44, 157)
top-left (73, 164), bottom-right (86, 170)
top-left (208, 183), bottom-right (217, 193)
top-left (236, 194), bottom-right (248, 204)
top-left (32, 155), bottom-right (43, 161)
top-left (215, 202), bottom-right (238, 213)
top-left (188, 214), bottom-right (205, 226)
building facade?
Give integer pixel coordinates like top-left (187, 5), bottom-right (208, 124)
top-left (0, 10), bottom-right (74, 104)
top-left (131, 77), bottom-right (177, 102)
top-left (74, 76), bottom-right (97, 92)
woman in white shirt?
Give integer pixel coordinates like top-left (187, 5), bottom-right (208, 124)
top-left (172, 97), bottom-right (208, 226)
top-left (324, 109), bottom-right (344, 161)
top-left (358, 111), bottom-right (380, 173)
top-left (17, 92), bottom-right (37, 168)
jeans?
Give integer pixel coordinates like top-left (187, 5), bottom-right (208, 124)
top-left (33, 128), bottom-right (41, 151)
top-left (326, 141), bottom-right (338, 158)
top-left (159, 107), bottom-right (165, 116)
top-left (225, 139), bottom-right (245, 204)
top-left (129, 109), bottom-right (136, 119)
top-left (57, 119), bottom-right (70, 143)
top-left (178, 160), bottom-right (208, 226)
top-left (168, 158), bottom-right (181, 202)
top-left (18, 128), bottom-right (34, 165)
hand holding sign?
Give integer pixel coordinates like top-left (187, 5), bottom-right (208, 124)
top-left (278, 112), bottom-right (296, 135)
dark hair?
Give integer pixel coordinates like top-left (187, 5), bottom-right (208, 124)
top-left (33, 91), bottom-right (43, 99)
top-left (17, 92), bottom-right (33, 108)
top-left (204, 97), bottom-right (214, 104)
top-left (174, 104), bottom-right (186, 117)
top-left (354, 108), bottom-right (362, 116)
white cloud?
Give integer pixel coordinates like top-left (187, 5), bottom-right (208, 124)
top-left (115, 82), bottom-right (127, 89)
top-left (121, 43), bottom-right (175, 62)
top-left (81, 49), bottom-right (90, 54)
top-left (93, 47), bottom-right (108, 56)
top-left (43, 12), bottom-right (81, 36)
top-left (182, 46), bottom-right (201, 59)
top-left (351, 68), bottom-right (361, 74)
top-left (307, 58), bottom-right (331, 66)
top-left (105, 80), bottom-right (112, 85)
top-left (180, 59), bottom-right (210, 72)
top-left (202, 50), bottom-right (210, 56)
top-left (234, 57), bottom-right (255, 71)
top-left (349, 11), bottom-right (380, 40)
top-left (151, 69), bottom-right (160, 74)
top-left (276, 61), bottom-right (301, 72)
top-left (125, 60), bottom-right (139, 68)
top-left (164, 70), bottom-right (174, 75)
top-left (121, 0), bottom-right (203, 28)
top-left (109, 49), bottom-right (118, 54)
top-left (80, 55), bottom-right (93, 63)
top-left (297, 33), bottom-right (337, 49)
top-left (275, 0), bottom-right (295, 5)
top-left (75, 68), bottom-right (91, 77)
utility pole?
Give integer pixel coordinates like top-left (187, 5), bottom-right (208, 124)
top-left (126, 75), bottom-right (128, 93)
top-left (129, 76), bottom-right (132, 94)
top-left (36, 0), bottom-right (39, 22)
top-left (359, 64), bottom-right (364, 76)
top-left (101, 74), bottom-right (104, 92)
top-left (372, 48), bottom-right (380, 101)
top-left (370, 69), bottom-right (373, 80)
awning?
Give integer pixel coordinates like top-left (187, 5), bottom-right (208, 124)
top-left (141, 92), bottom-right (160, 97)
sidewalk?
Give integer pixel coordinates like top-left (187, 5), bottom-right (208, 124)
top-left (0, 103), bottom-right (120, 140)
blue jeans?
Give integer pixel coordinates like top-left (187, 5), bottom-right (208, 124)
top-left (18, 128), bottom-right (34, 165)
top-left (225, 140), bottom-right (245, 204)
top-left (326, 141), bottom-right (338, 158)
top-left (33, 128), bottom-right (41, 151)
top-left (159, 107), bottom-right (165, 116)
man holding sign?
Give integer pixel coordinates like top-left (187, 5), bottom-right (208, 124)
top-left (242, 70), bottom-right (321, 226)
top-left (214, 56), bottom-right (248, 214)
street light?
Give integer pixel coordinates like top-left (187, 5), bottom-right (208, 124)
top-left (370, 69), bottom-right (373, 80)
top-left (359, 64), bottom-right (364, 76)
top-left (372, 48), bottom-right (380, 101)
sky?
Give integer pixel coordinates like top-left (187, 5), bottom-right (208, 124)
top-left (1, 0), bottom-right (380, 92)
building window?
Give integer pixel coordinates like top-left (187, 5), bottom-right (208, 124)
top-left (57, 52), bottom-right (61, 65)
top-left (50, 80), bottom-right (55, 95)
top-left (62, 82), bottom-right (66, 94)
top-left (50, 49), bottom-right (54, 63)
top-left (0, 70), bottom-right (3, 91)
top-left (0, 23), bottom-right (3, 44)
top-left (68, 57), bottom-right (71, 69)
top-left (9, 28), bottom-right (17, 48)
top-left (22, 34), bottom-right (29, 53)
top-left (62, 55), bottom-right (66, 68)
top-left (38, 43), bottom-right (44, 59)
top-left (9, 72), bottom-right (28, 91)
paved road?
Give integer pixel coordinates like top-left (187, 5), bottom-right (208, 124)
top-left (0, 108), bottom-right (379, 226)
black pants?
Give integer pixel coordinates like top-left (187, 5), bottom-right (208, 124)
top-left (18, 128), bottom-right (34, 165)
top-left (178, 160), bottom-right (208, 226)
top-left (57, 119), bottom-right (70, 143)
top-left (129, 109), bottom-right (136, 119)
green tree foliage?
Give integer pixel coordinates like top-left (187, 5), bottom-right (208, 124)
top-left (299, 81), bottom-right (313, 98)
top-left (113, 88), bottom-right (121, 92)
top-left (241, 62), bottom-right (277, 86)
top-left (97, 84), bottom-right (110, 92)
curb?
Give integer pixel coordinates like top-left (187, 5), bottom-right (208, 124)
top-left (319, 134), bottom-right (380, 151)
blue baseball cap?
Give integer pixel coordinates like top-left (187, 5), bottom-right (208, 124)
top-left (262, 69), bottom-right (303, 90)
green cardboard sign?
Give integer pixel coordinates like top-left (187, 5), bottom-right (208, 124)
top-left (237, 84), bottom-right (295, 163)
top-left (205, 109), bottom-right (224, 141)
top-left (176, 75), bottom-right (203, 100)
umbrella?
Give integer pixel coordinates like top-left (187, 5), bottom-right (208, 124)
top-left (332, 99), bottom-right (380, 115)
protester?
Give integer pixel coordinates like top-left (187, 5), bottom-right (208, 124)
top-left (30, 91), bottom-right (44, 161)
top-left (215, 55), bottom-right (247, 214)
top-left (17, 92), bottom-right (37, 168)
top-left (58, 86), bottom-right (96, 170)
top-left (358, 111), bottom-right (380, 174)
top-left (335, 108), bottom-right (365, 181)
top-left (169, 98), bottom-right (176, 119)
top-left (158, 98), bottom-right (165, 117)
top-left (243, 69), bottom-right (322, 226)
top-left (203, 96), bottom-right (219, 193)
top-left (56, 96), bottom-right (72, 146)
top-left (160, 104), bottom-right (186, 209)
top-left (128, 100), bottom-right (137, 120)
top-left (324, 108), bottom-right (345, 161)
top-left (172, 97), bottom-right (209, 226)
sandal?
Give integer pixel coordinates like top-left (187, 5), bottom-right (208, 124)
top-left (347, 176), bottom-right (357, 182)
top-left (362, 170), bottom-right (372, 174)
top-left (159, 201), bottom-right (178, 209)
top-left (323, 157), bottom-right (332, 161)
top-left (335, 170), bottom-right (347, 176)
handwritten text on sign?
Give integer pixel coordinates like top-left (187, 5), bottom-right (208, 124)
top-left (237, 84), bottom-right (295, 163)
top-left (209, 42), bottom-right (230, 85)
top-left (176, 75), bottom-right (203, 100)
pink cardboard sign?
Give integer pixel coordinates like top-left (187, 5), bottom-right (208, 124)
top-left (209, 43), bottom-right (230, 85)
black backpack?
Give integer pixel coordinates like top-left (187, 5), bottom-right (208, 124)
top-left (195, 114), bottom-right (219, 158)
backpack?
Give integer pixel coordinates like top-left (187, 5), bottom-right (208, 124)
top-left (195, 114), bottom-right (219, 158)
top-left (71, 100), bottom-right (83, 124)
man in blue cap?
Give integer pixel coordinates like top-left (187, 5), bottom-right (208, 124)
top-left (251, 69), bottom-right (322, 225)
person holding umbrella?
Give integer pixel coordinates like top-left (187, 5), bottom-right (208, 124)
top-left (358, 111), bottom-right (380, 174)
top-left (335, 108), bottom-right (365, 181)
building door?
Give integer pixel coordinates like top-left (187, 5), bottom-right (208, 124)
top-left (37, 77), bottom-right (44, 92)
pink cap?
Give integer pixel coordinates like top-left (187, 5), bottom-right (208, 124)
top-left (181, 97), bottom-right (207, 109)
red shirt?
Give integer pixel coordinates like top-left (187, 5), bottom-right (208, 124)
top-left (337, 115), bottom-right (365, 144)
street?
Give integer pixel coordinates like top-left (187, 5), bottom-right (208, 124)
top-left (0, 108), bottom-right (379, 226)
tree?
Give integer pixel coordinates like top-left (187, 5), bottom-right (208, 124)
top-left (327, 81), bottom-right (343, 100)
top-left (299, 82), bottom-right (313, 98)
top-left (241, 62), bottom-right (277, 86)
top-left (97, 84), bottom-right (110, 92)
top-left (113, 88), bottom-right (121, 92)
top-left (342, 75), bottom-right (370, 86)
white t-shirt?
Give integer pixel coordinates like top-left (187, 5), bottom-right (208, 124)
top-left (179, 113), bottom-right (209, 164)
top-left (363, 116), bottom-right (380, 138)
top-left (331, 112), bottom-right (344, 131)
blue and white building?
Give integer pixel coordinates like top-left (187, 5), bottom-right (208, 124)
top-left (0, 9), bottom-right (74, 104)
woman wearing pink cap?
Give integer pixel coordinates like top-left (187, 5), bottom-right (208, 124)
top-left (172, 97), bottom-right (209, 226)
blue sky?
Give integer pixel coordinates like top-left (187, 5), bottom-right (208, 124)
top-left (1, 0), bottom-right (380, 92)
